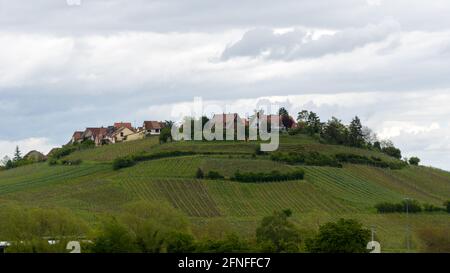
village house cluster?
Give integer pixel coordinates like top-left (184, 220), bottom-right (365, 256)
top-left (69, 113), bottom-right (297, 146)
top-left (70, 120), bottom-right (164, 146)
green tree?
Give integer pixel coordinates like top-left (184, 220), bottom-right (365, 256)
top-left (90, 219), bottom-right (137, 253)
top-left (305, 219), bottom-right (370, 253)
top-left (159, 127), bottom-right (172, 143)
top-left (306, 112), bottom-right (322, 135)
top-left (256, 209), bottom-right (301, 253)
top-left (13, 146), bottom-right (22, 162)
top-left (409, 157), bottom-right (420, 166)
top-left (322, 117), bottom-right (348, 145)
top-left (348, 116), bottom-right (364, 147)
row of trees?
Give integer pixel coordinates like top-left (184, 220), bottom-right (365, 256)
top-left (375, 199), bottom-right (450, 214)
top-left (0, 203), bottom-right (372, 253)
top-left (282, 109), bottom-right (417, 161)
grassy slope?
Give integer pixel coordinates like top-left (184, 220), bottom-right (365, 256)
top-left (0, 134), bottom-right (449, 252)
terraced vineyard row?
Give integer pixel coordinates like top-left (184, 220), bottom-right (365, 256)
top-left (303, 166), bottom-right (401, 210)
top-left (0, 163), bottom-right (111, 195)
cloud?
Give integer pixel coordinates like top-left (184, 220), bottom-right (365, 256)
top-left (0, 137), bottom-right (56, 160)
top-left (221, 21), bottom-right (401, 60)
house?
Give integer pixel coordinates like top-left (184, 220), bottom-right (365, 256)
top-left (107, 126), bottom-right (136, 143)
top-left (24, 150), bottom-right (46, 162)
top-left (71, 131), bottom-right (84, 144)
top-left (211, 113), bottom-right (246, 130)
top-left (143, 121), bottom-right (163, 135)
top-left (125, 130), bottom-right (145, 142)
top-left (82, 127), bottom-right (109, 146)
top-left (114, 122), bottom-right (133, 131)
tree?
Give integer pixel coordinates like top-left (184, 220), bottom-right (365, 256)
top-left (278, 107), bottom-right (289, 117)
top-left (409, 157), bottom-right (420, 166)
top-left (278, 108), bottom-right (293, 130)
top-left (382, 146), bottom-right (402, 160)
top-left (322, 117), bottom-right (348, 145)
top-left (162, 120), bottom-right (174, 128)
top-left (13, 146), bottom-right (22, 162)
top-left (306, 112), bottom-right (321, 135)
top-left (256, 209), bottom-right (301, 253)
top-left (348, 116), bottom-right (364, 147)
top-left (90, 219), bottom-right (137, 253)
top-left (305, 219), bottom-right (370, 253)
top-left (159, 127), bottom-right (172, 143)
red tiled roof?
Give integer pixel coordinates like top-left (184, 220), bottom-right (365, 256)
top-left (72, 131), bottom-right (83, 140)
top-left (85, 127), bottom-right (108, 137)
top-left (114, 122), bottom-right (133, 130)
top-left (143, 121), bottom-right (162, 130)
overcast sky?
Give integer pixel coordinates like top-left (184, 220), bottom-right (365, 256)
top-left (1, 0), bottom-right (450, 170)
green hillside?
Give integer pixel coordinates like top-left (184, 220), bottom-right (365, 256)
top-left (0, 135), bottom-right (449, 252)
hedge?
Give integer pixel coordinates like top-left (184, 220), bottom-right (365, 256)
top-left (232, 169), bottom-right (305, 183)
top-left (271, 152), bottom-right (342, 168)
top-left (113, 151), bottom-right (198, 170)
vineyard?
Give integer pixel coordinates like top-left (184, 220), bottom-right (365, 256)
top-left (0, 134), bottom-right (449, 252)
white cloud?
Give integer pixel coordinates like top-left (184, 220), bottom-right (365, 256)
top-left (221, 21), bottom-right (401, 60)
top-left (0, 137), bottom-right (56, 160)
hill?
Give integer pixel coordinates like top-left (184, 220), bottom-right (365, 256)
top-left (0, 134), bottom-right (449, 252)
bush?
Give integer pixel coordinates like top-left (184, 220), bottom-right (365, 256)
top-left (232, 169), bottom-right (305, 183)
top-left (165, 232), bottom-right (196, 253)
top-left (113, 156), bottom-right (135, 170)
top-left (195, 233), bottom-right (253, 253)
top-left (382, 146), bottom-right (402, 160)
top-left (423, 203), bottom-right (444, 212)
top-left (195, 168), bottom-right (204, 179)
top-left (444, 201), bottom-right (450, 213)
top-left (256, 210), bottom-right (301, 253)
top-left (90, 219), bottom-right (138, 253)
top-left (375, 200), bottom-right (423, 213)
top-left (409, 157), bottom-right (421, 166)
top-left (61, 159), bottom-right (82, 166)
top-left (335, 153), bottom-right (406, 169)
top-left (206, 171), bottom-right (224, 180)
top-left (305, 219), bottom-right (370, 253)
top-left (271, 152), bottom-right (341, 168)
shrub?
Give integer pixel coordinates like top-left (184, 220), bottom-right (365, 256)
top-left (195, 168), bottom-right (204, 179)
top-left (206, 171), bottom-right (224, 180)
top-left (444, 201), bottom-right (450, 213)
top-left (61, 159), bottom-right (82, 166)
top-left (271, 152), bottom-right (341, 168)
top-left (305, 219), bottom-right (370, 253)
top-left (195, 233), bottom-right (253, 253)
top-left (113, 156), bottom-right (135, 170)
top-left (375, 202), bottom-right (403, 213)
top-left (256, 210), bottom-right (301, 253)
top-left (382, 146), bottom-right (402, 160)
top-left (335, 153), bottom-right (406, 169)
top-left (47, 158), bottom-right (58, 166)
top-left (423, 203), bottom-right (444, 212)
top-left (90, 219), bottom-right (138, 253)
top-left (165, 232), bottom-right (196, 253)
top-left (409, 157), bottom-right (421, 166)
top-left (232, 169), bottom-right (305, 183)
top-left (375, 200), bottom-right (422, 213)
